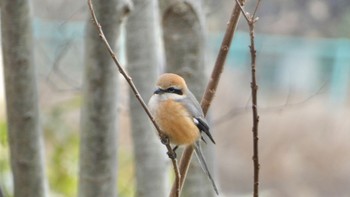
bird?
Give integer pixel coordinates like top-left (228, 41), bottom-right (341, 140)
top-left (148, 73), bottom-right (219, 195)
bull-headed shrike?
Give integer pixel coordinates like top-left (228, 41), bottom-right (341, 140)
top-left (148, 73), bottom-right (219, 195)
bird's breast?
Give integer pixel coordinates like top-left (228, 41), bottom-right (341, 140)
top-left (151, 99), bottom-right (200, 145)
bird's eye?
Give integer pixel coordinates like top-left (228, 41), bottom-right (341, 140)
top-left (166, 87), bottom-right (183, 95)
top-left (167, 87), bottom-right (176, 93)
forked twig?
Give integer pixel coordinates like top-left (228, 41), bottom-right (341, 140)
top-left (87, 0), bottom-right (181, 196)
top-left (235, 0), bottom-right (261, 196)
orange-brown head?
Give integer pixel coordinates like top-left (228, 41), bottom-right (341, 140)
top-left (154, 73), bottom-right (188, 96)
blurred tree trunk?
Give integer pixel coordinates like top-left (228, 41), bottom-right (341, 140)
top-left (78, 1), bottom-right (129, 197)
top-left (1, 0), bottom-right (47, 197)
top-left (160, 1), bottom-right (217, 196)
top-left (125, 0), bottom-right (168, 196)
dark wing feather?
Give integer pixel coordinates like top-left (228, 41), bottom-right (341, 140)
top-left (195, 117), bottom-right (216, 144)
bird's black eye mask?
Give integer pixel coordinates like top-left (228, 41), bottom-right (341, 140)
top-left (154, 87), bottom-right (183, 95)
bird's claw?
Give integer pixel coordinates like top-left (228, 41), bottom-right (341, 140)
top-left (167, 150), bottom-right (177, 159)
top-left (160, 134), bottom-right (169, 145)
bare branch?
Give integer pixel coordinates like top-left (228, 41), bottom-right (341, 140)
top-left (234, 0), bottom-right (249, 23)
top-left (44, 41), bottom-right (81, 92)
top-left (252, 0), bottom-right (261, 19)
top-left (86, 0), bottom-right (181, 196)
top-left (236, 1), bottom-right (262, 196)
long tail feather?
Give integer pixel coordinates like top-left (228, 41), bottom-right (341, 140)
top-left (193, 141), bottom-right (219, 195)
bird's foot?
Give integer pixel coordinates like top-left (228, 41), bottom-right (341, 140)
top-left (160, 134), bottom-right (169, 145)
top-left (167, 150), bottom-right (177, 159)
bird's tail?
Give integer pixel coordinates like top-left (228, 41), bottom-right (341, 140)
top-left (193, 141), bottom-right (219, 195)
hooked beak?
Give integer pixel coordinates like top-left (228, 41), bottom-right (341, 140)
top-left (154, 88), bottom-right (164, 95)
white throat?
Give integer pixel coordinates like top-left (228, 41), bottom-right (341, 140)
top-left (148, 92), bottom-right (185, 114)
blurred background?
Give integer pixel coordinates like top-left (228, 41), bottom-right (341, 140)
top-left (1, 0), bottom-right (350, 196)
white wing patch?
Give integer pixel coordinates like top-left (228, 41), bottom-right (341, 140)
top-left (193, 118), bottom-right (199, 125)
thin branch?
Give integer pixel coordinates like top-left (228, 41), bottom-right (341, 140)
top-left (236, 0), bottom-right (261, 196)
top-left (248, 10), bottom-right (260, 197)
top-left (201, 0), bottom-right (246, 114)
top-left (87, 0), bottom-right (181, 196)
top-left (252, 0), bottom-right (261, 18)
top-left (235, 0), bottom-right (249, 23)
top-left (45, 41), bottom-right (82, 91)
top-left (170, 0), bottom-right (246, 196)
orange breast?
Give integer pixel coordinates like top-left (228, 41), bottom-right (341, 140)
top-left (154, 100), bottom-right (200, 145)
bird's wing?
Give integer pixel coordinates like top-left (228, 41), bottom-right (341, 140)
top-left (177, 91), bottom-right (216, 144)
top-left (193, 141), bottom-right (219, 195)
top-left (194, 117), bottom-right (216, 144)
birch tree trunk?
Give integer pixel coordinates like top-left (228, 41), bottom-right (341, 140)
top-left (161, 1), bottom-right (217, 196)
top-left (126, 0), bottom-right (168, 196)
top-left (78, 1), bottom-right (129, 196)
top-left (1, 0), bottom-right (47, 196)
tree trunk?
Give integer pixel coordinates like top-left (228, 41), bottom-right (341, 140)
top-left (161, 1), bottom-right (217, 196)
top-left (78, 1), bottom-right (129, 196)
top-left (126, 0), bottom-right (168, 196)
top-left (1, 0), bottom-right (47, 196)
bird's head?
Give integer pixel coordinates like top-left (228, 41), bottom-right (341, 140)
top-left (154, 73), bottom-right (187, 98)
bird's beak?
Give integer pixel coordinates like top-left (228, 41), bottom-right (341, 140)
top-left (154, 88), bottom-right (164, 95)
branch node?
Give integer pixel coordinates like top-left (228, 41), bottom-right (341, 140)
top-left (254, 17), bottom-right (260, 23)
